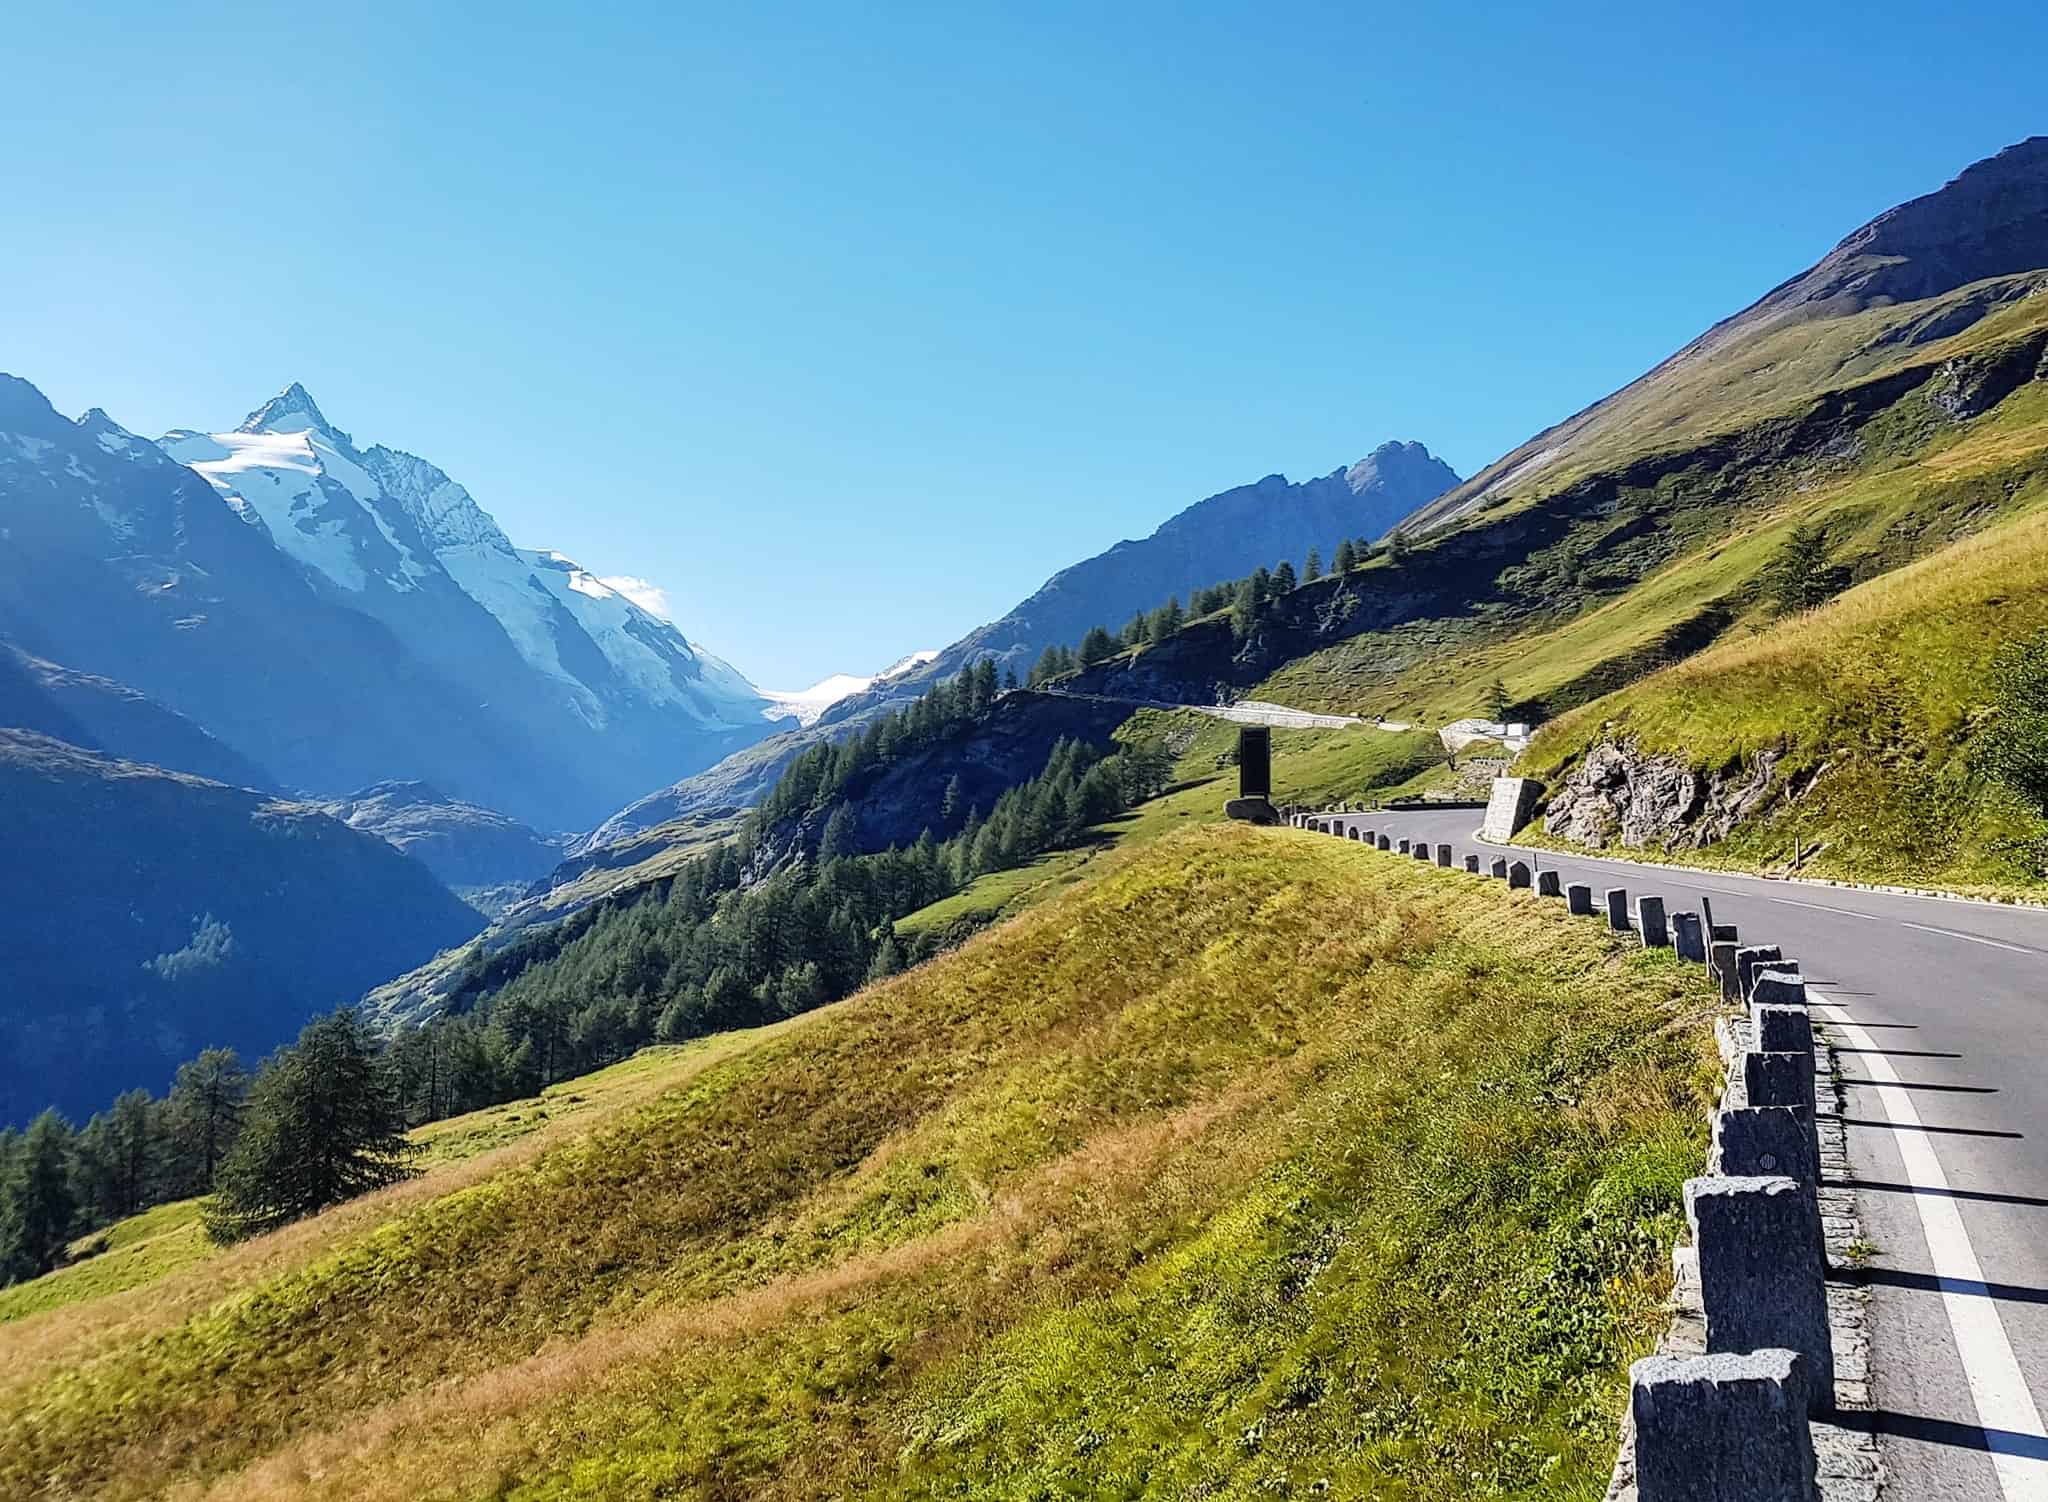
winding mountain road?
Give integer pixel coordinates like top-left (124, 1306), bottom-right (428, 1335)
top-left (1355, 807), bottom-right (2048, 1501)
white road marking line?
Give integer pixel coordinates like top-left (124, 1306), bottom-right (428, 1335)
top-left (1899, 922), bottom-right (2039, 956)
top-left (1814, 989), bottom-right (2048, 1498)
top-left (1765, 895), bottom-right (1887, 921)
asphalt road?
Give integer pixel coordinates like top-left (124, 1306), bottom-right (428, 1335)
top-left (1329, 807), bottom-right (2048, 1501)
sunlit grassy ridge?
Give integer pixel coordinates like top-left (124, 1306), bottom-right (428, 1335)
top-left (1, 825), bottom-right (1717, 1502)
top-left (1254, 349), bottom-right (2048, 732)
top-left (1517, 502), bottom-right (2048, 892)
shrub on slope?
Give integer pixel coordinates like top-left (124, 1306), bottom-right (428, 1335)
top-left (1, 825), bottom-right (1715, 1502)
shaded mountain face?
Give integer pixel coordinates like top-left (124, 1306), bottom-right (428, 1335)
top-left (314, 780), bottom-right (564, 893)
top-left (1410, 136), bottom-right (2048, 534)
top-left (0, 641), bottom-right (275, 789)
top-left (0, 375), bottom-right (771, 829)
top-left (0, 730), bottom-right (484, 1126)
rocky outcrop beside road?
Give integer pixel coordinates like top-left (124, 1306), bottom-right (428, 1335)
top-left (1542, 739), bottom-right (1783, 851)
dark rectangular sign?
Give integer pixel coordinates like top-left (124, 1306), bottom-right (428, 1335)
top-left (1238, 726), bottom-right (1271, 799)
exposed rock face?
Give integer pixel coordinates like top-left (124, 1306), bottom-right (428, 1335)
top-left (1541, 739), bottom-right (1782, 850)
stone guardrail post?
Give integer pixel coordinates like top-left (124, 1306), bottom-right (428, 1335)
top-left (1714, 1103), bottom-right (1824, 1252)
top-left (1709, 942), bottom-right (1741, 1003)
top-left (1464, 854), bottom-right (1481, 873)
top-left (1630, 1350), bottom-right (1819, 1501)
top-left (1413, 843), bottom-right (1431, 861)
top-left (1397, 837), bottom-right (1411, 854)
top-left (1436, 843), bottom-right (1453, 866)
top-left (1605, 887), bottom-right (1631, 932)
top-left (1508, 860), bottom-right (1531, 889)
top-left (1376, 834), bottom-right (1391, 850)
top-left (1537, 868), bottom-right (1561, 897)
top-left (1684, 1176), bottom-right (1834, 1414)
top-left (1752, 969), bottom-right (1806, 1005)
top-left (1735, 945), bottom-right (1783, 1002)
top-left (1489, 856), bottom-right (1509, 879)
top-left (1672, 912), bottom-right (1706, 963)
top-left (1567, 882), bottom-right (1594, 915)
top-left (1742, 1050), bottom-right (1818, 1117)
top-left (1753, 1002), bottom-right (1813, 1057)
top-left (1363, 827), bottom-right (1376, 845)
top-left (1638, 895), bottom-right (1670, 948)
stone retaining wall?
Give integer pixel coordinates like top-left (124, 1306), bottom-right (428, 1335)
top-left (1287, 808), bottom-right (1880, 1501)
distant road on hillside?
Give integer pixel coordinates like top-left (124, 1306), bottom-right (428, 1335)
top-left (1362, 806), bottom-right (2048, 1502)
top-left (1036, 687), bottom-right (1413, 732)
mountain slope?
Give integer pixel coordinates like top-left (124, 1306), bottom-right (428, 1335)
top-left (1516, 499), bottom-right (2048, 892)
top-left (0, 824), bottom-right (1716, 1502)
top-left (0, 375), bottom-right (586, 821)
top-left (1408, 136), bottom-right (2048, 535)
top-left (0, 730), bottom-right (483, 1125)
top-left (760, 650), bottom-right (938, 727)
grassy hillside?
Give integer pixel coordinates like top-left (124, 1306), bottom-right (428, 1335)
top-left (1515, 503), bottom-right (2048, 893)
top-left (1, 825), bottom-right (1717, 1502)
top-left (1245, 326), bottom-right (2048, 738)
top-left (897, 713), bottom-right (1444, 939)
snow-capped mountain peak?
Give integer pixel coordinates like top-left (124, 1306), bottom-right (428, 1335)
top-left (161, 386), bottom-right (771, 744)
top-left (761, 650), bottom-right (939, 726)
top-left (238, 381), bottom-right (339, 438)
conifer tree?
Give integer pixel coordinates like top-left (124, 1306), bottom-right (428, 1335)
top-left (1333, 538), bottom-right (1357, 574)
top-left (204, 1010), bottom-right (416, 1244)
top-left (168, 1048), bottom-right (249, 1191)
top-left (1078, 625), bottom-right (1117, 666)
top-left (1304, 547), bottom-right (1322, 582)
top-left (865, 929), bottom-right (904, 983)
top-left (0, 1110), bottom-right (77, 1282)
top-left (1273, 559), bottom-right (1297, 593)
top-left (1001, 665), bottom-right (1019, 693)
top-left (819, 803), bottom-right (858, 862)
top-left (1029, 644), bottom-right (1063, 687)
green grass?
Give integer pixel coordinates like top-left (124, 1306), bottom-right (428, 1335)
top-left (0, 825), bottom-right (1718, 1502)
top-left (897, 713), bottom-right (1445, 938)
top-left (1517, 502), bottom-right (2048, 893)
top-left (0, 1201), bottom-right (211, 1325)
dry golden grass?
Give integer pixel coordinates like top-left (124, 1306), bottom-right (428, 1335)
top-left (0, 1024), bottom-right (794, 1396)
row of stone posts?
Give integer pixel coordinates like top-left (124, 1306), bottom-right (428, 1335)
top-left (1289, 810), bottom-right (1833, 1499)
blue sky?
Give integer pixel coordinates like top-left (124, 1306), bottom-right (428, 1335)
top-left (5, 2), bottom-right (2044, 687)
